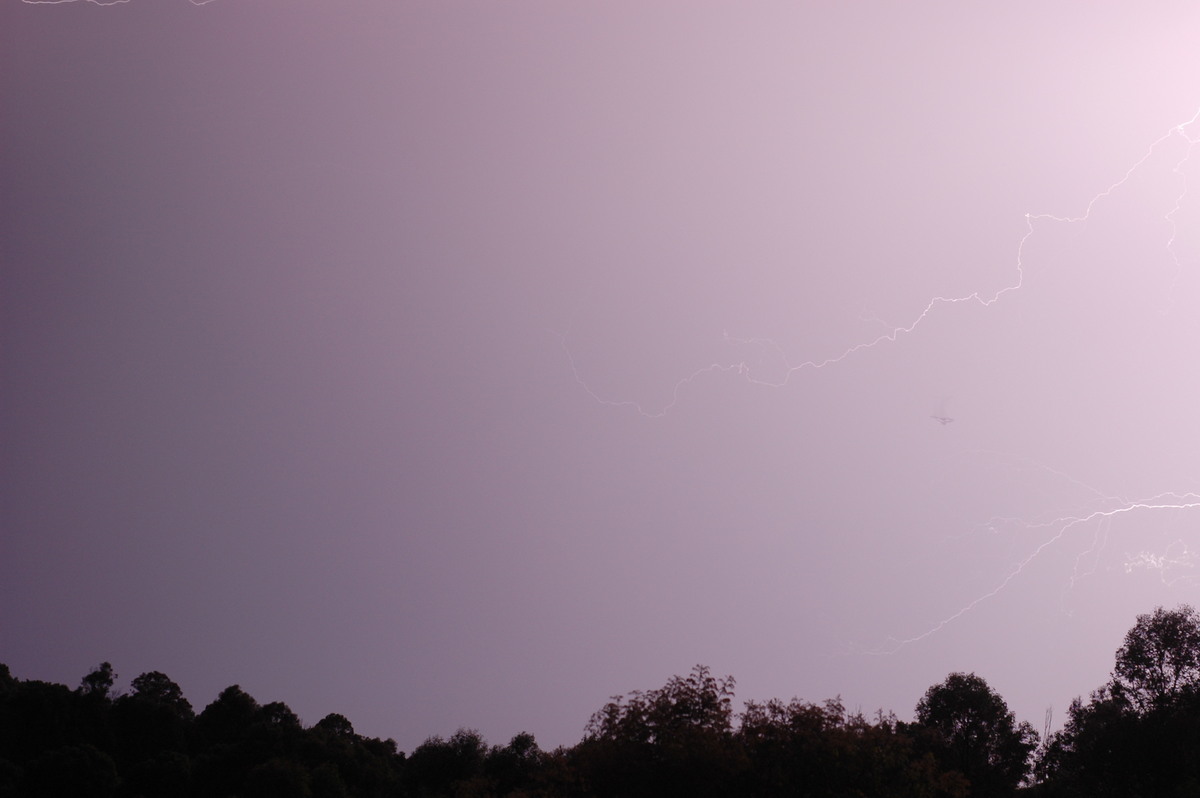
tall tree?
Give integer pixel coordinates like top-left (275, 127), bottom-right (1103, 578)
top-left (405, 728), bottom-right (488, 797)
top-left (1111, 604), bottom-right (1200, 711)
top-left (112, 671), bottom-right (194, 768)
top-left (578, 665), bottom-right (742, 798)
top-left (584, 665), bottom-right (736, 745)
top-left (79, 662), bottom-right (116, 700)
top-left (127, 671), bottom-right (193, 718)
top-left (1036, 606), bottom-right (1200, 796)
top-left (197, 685), bottom-right (260, 744)
top-left (915, 672), bottom-right (1038, 797)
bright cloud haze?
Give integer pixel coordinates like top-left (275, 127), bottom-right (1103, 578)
top-left (3, 1), bottom-right (1200, 752)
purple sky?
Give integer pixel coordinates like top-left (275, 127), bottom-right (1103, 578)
top-left (4, 0), bottom-right (1200, 752)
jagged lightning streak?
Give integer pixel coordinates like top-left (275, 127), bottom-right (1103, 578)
top-left (1164, 118), bottom-right (1199, 311)
top-left (566, 106), bottom-right (1200, 652)
top-left (961, 451), bottom-right (1131, 540)
top-left (874, 492), bottom-right (1200, 654)
top-left (866, 113), bottom-right (1200, 651)
top-left (562, 107), bottom-right (1200, 418)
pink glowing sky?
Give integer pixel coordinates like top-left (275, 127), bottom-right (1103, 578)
top-left (4, 1), bottom-right (1200, 751)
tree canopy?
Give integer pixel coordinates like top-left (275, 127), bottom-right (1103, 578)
top-left (915, 672), bottom-right (1038, 797)
top-left (1035, 604), bottom-right (1200, 797)
top-left (6, 609), bottom-right (1198, 797)
top-left (1112, 603), bottom-right (1200, 711)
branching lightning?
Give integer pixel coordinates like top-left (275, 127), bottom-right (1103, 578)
top-left (874, 492), bottom-right (1200, 654)
top-left (870, 110), bottom-right (1200, 650)
top-left (566, 107), bottom-right (1200, 650)
top-left (27, 0), bottom-right (1200, 656)
top-left (561, 108), bottom-right (1200, 419)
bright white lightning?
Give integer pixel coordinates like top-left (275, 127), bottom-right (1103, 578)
top-left (562, 107), bottom-right (1200, 419)
top-left (867, 111), bottom-right (1200, 649)
top-left (565, 106), bottom-right (1200, 650)
top-left (874, 493), bottom-right (1200, 654)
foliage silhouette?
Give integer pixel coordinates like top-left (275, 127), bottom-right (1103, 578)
top-left (739, 697), bottom-right (970, 797)
top-left (1035, 605), bottom-right (1200, 798)
top-left (914, 672), bottom-right (1039, 797)
top-left (575, 665), bottom-right (743, 798)
top-left (1112, 603), bottom-right (1200, 711)
top-left (5, 613), bottom-right (1196, 797)
top-left (128, 671), bottom-right (194, 719)
top-left (79, 662), bottom-right (117, 700)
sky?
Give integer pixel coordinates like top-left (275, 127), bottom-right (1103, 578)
top-left (3, 0), bottom-right (1200, 752)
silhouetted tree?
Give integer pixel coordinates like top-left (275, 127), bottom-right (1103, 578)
top-left (304, 715), bottom-right (405, 798)
top-left (78, 662), bottom-right (116, 700)
top-left (915, 672), bottom-right (1037, 797)
top-left (0, 663), bottom-right (414, 798)
top-left (197, 684), bottom-right (260, 745)
top-left (738, 698), bottom-right (969, 798)
top-left (406, 728), bottom-right (489, 797)
top-left (0, 665), bottom-right (15, 695)
top-left (738, 696), bottom-right (847, 795)
top-left (129, 671), bottom-right (194, 719)
top-left (73, 663), bottom-right (118, 755)
top-left (194, 685), bottom-right (265, 795)
top-left (1036, 606), bottom-right (1200, 797)
top-left (585, 665), bottom-right (736, 746)
top-left (113, 671), bottom-right (194, 770)
top-left (485, 731), bottom-right (544, 796)
top-left (314, 713), bottom-right (355, 739)
top-left (576, 665), bottom-right (743, 798)
top-left (1111, 604), bottom-right (1200, 712)
top-left (3, 679), bottom-right (82, 763)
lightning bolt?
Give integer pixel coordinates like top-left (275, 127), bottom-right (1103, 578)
top-left (25, 0), bottom-right (1200, 652)
top-left (564, 105), bottom-right (1200, 652)
top-left (562, 107), bottom-right (1200, 418)
top-left (874, 492), bottom-right (1200, 654)
top-left (867, 112), bottom-right (1200, 651)
top-left (961, 451), bottom-right (1130, 540)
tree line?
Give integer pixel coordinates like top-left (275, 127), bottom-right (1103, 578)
top-left (2, 604), bottom-right (1199, 797)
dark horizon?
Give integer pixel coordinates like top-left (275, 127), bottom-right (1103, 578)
top-left (4, 605), bottom-right (1200, 796)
